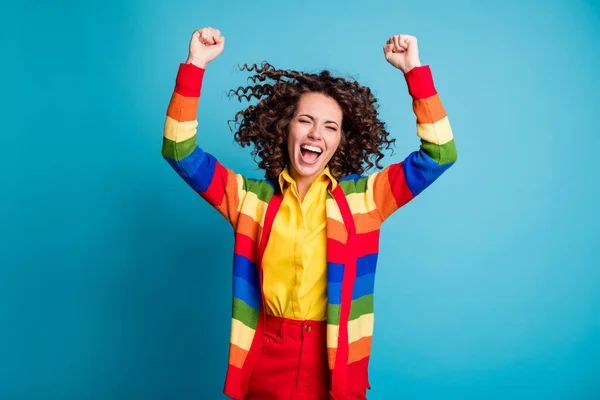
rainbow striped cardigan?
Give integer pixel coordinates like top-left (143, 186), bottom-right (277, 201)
top-left (162, 62), bottom-right (457, 399)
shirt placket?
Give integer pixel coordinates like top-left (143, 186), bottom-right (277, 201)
top-left (291, 186), bottom-right (306, 320)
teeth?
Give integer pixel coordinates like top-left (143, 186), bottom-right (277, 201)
top-left (300, 144), bottom-right (322, 153)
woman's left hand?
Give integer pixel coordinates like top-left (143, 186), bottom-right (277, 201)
top-left (383, 34), bottom-right (421, 74)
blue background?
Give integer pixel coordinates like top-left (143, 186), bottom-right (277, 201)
top-left (2, 0), bottom-right (599, 398)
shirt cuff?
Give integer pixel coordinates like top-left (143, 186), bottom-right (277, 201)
top-left (174, 62), bottom-right (206, 97)
top-left (404, 65), bottom-right (436, 99)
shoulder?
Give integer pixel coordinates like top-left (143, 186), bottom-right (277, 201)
top-left (337, 172), bottom-right (382, 196)
top-left (239, 175), bottom-right (278, 202)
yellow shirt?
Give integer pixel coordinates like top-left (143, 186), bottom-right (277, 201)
top-left (262, 166), bottom-right (337, 321)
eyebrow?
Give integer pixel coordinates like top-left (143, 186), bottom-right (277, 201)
top-left (299, 114), bottom-right (340, 127)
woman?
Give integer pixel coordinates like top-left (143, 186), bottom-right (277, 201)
top-left (162, 27), bottom-right (457, 400)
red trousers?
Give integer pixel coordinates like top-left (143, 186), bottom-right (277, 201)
top-left (245, 315), bottom-right (367, 399)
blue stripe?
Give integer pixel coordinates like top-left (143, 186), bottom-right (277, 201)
top-left (328, 255), bottom-right (378, 301)
top-left (403, 149), bottom-right (451, 196)
top-left (352, 273), bottom-right (375, 299)
top-left (328, 272), bottom-right (376, 304)
top-left (339, 173), bottom-right (364, 182)
top-left (357, 254), bottom-right (377, 277)
top-left (173, 147), bottom-right (217, 193)
top-left (233, 276), bottom-right (260, 309)
top-left (328, 255), bottom-right (377, 283)
top-left (233, 255), bottom-right (259, 288)
top-left (328, 262), bottom-right (344, 283)
top-left (328, 282), bottom-right (342, 305)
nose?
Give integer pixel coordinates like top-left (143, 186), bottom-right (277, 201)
top-left (307, 125), bottom-right (323, 141)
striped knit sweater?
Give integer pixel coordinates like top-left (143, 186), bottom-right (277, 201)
top-left (162, 62), bottom-right (457, 399)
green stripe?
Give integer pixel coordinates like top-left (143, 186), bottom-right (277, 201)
top-left (162, 136), bottom-right (196, 161)
top-left (242, 177), bottom-right (274, 203)
top-left (349, 295), bottom-right (374, 321)
top-left (327, 294), bottom-right (374, 325)
top-left (328, 305), bottom-right (340, 325)
top-left (421, 138), bottom-right (457, 165)
top-left (338, 176), bottom-right (369, 195)
top-left (232, 298), bottom-right (259, 329)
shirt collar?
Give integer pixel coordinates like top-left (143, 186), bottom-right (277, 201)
top-left (278, 166), bottom-right (338, 192)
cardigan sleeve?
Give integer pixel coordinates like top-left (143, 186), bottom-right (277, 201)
top-left (369, 65), bottom-right (458, 221)
top-left (162, 62), bottom-right (243, 226)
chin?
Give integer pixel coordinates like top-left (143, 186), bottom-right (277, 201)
top-left (291, 157), bottom-right (326, 179)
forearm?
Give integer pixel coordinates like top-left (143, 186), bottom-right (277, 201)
top-left (404, 65), bottom-right (457, 167)
top-left (162, 63), bottom-right (241, 223)
top-left (162, 62), bottom-right (205, 166)
top-left (370, 66), bottom-right (458, 221)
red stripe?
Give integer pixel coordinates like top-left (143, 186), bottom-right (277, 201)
top-left (256, 192), bottom-right (282, 270)
top-left (329, 232), bottom-right (378, 265)
top-left (404, 65), bottom-right (436, 100)
top-left (386, 162), bottom-right (414, 209)
top-left (330, 185), bottom-right (357, 400)
top-left (326, 238), bottom-right (346, 264)
top-left (223, 363), bottom-right (244, 399)
top-left (174, 62), bottom-right (205, 97)
top-left (356, 230), bottom-right (379, 258)
top-left (234, 233), bottom-right (256, 263)
top-left (346, 357), bottom-right (371, 393)
top-left (204, 161), bottom-right (228, 206)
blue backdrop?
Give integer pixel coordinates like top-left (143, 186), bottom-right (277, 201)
top-left (2, 0), bottom-right (599, 398)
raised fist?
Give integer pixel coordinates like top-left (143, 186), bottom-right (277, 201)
top-left (186, 27), bottom-right (225, 68)
top-left (383, 34), bottom-right (421, 74)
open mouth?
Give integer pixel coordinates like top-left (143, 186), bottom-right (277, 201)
top-left (299, 144), bottom-right (323, 164)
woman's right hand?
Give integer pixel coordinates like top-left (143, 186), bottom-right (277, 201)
top-left (186, 27), bottom-right (225, 69)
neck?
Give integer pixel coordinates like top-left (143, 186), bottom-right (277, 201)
top-left (289, 167), bottom-right (321, 202)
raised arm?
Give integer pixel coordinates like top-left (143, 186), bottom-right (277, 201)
top-left (162, 27), bottom-right (243, 225)
top-left (370, 34), bottom-right (458, 221)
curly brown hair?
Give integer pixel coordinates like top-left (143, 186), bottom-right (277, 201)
top-left (228, 61), bottom-right (395, 181)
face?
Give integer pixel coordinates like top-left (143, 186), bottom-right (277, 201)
top-left (287, 92), bottom-right (343, 182)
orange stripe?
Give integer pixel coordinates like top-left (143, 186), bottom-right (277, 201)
top-left (353, 210), bottom-right (381, 234)
top-left (328, 336), bottom-right (373, 369)
top-left (348, 336), bottom-right (372, 364)
top-left (228, 343), bottom-right (248, 369)
top-left (236, 212), bottom-right (260, 240)
top-left (327, 347), bottom-right (337, 370)
top-left (218, 169), bottom-right (240, 223)
top-left (326, 217), bottom-right (347, 243)
top-left (166, 92), bottom-right (199, 122)
top-left (372, 170), bottom-right (397, 220)
top-left (413, 94), bottom-right (446, 124)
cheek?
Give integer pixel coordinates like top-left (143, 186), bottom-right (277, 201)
top-left (327, 134), bottom-right (342, 155)
top-left (287, 125), bottom-right (302, 145)
top-left (286, 126), bottom-right (297, 152)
